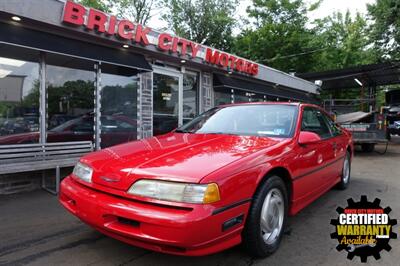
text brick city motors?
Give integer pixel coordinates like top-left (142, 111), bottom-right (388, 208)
top-left (62, 1), bottom-right (259, 76)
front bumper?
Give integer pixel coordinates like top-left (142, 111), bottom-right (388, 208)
top-left (59, 176), bottom-right (247, 256)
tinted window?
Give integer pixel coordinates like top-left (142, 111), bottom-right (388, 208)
top-left (70, 118), bottom-right (93, 133)
top-left (100, 71), bottom-right (138, 148)
top-left (214, 90), bottom-right (232, 106)
top-left (46, 54), bottom-right (95, 144)
top-left (153, 73), bottom-right (179, 135)
top-left (183, 72), bottom-right (199, 122)
top-left (301, 108), bottom-right (332, 139)
top-left (101, 116), bottom-right (136, 132)
top-left (0, 49), bottom-right (40, 145)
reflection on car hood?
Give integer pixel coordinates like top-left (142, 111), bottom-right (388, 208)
top-left (0, 131), bottom-right (39, 145)
top-left (82, 132), bottom-right (283, 190)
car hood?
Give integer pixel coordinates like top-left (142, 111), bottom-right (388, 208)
top-left (0, 130), bottom-right (78, 144)
top-left (0, 132), bottom-right (39, 144)
top-left (81, 132), bottom-right (282, 190)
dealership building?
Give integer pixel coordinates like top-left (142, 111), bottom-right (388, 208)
top-left (0, 0), bottom-right (318, 192)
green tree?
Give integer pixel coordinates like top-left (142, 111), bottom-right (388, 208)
top-left (116, 0), bottom-right (159, 25)
top-left (78, 0), bottom-right (157, 25)
top-left (310, 11), bottom-right (376, 72)
top-left (161, 0), bottom-right (238, 51)
top-left (309, 11), bottom-right (380, 101)
top-left (47, 80), bottom-right (94, 115)
top-left (78, 0), bottom-right (111, 12)
top-left (368, 0), bottom-right (400, 60)
top-left (233, 0), bottom-right (320, 73)
top-left (21, 80), bottom-right (40, 109)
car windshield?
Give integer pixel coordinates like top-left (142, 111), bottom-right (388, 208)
top-left (176, 104), bottom-right (298, 138)
top-left (50, 117), bottom-right (83, 132)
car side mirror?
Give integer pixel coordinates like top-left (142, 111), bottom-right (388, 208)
top-left (298, 131), bottom-right (321, 145)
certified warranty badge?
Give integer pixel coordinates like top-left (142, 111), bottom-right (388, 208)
top-left (331, 195), bottom-right (397, 263)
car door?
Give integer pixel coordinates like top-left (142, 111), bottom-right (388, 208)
top-left (293, 107), bottom-right (335, 203)
top-left (321, 112), bottom-right (347, 180)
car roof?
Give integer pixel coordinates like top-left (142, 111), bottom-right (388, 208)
top-left (217, 102), bottom-right (312, 108)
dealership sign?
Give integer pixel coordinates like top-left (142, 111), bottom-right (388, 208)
top-left (62, 1), bottom-right (258, 75)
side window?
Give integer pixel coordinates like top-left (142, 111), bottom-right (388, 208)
top-left (322, 114), bottom-right (342, 137)
top-left (301, 108), bottom-right (332, 139)
top-left (70, 120), bottom-right (93, 133)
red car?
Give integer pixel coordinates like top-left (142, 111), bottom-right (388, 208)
top-left (0, 114), bottom-right (137, 147)
top-left (59, 103), bottom-right (353, 257)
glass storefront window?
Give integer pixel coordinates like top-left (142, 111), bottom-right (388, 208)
top-left (249, 92), bottom-right (266, 102)
top-left (183, 72), bottom-right (199, 123)
top-left (100, 72), bottom-right (138, 148)
top-left (153, 73), bottom-right (179, 135)
top-left (0, 51), bottom-right (40, 145)
top-left (214, 89), bottom-right (232, 106)
top-left (214, 88), bottom-right (271, 106)
top-left (234, 90), bottom-right (251, 103)
top-left (46, 55), bottom-right (95, 144)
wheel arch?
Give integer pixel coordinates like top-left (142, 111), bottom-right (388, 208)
top-left (256, 167), bottom-right (293, 207)
top-left (346, 144), bottom-right (353, 159)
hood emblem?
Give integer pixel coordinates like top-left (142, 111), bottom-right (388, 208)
top-left (100, 176), bottom-right (120, 183)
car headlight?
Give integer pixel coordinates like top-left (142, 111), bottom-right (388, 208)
top-left (72, 162), bottom-right (93, 183)
top-left (127, 180), bottom-right (220, 204)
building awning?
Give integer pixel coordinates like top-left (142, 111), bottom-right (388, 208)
top-left (213, 74), bottom-right (318, 103)
top-left (296, 61), bottom-right (400, 90)
top-left (0, 22), bottom-right (152, 73)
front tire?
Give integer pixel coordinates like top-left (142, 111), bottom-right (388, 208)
top-left (337, 151), bottom-right (351, 190)
top-left (242, 175), bottom-right (288, 257)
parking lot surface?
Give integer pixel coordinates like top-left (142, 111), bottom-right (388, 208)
top-left (1, 137), bottom-right (399, 266)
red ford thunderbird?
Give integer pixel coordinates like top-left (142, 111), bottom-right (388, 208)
top-left (59, 103), bottom-right (353, 257)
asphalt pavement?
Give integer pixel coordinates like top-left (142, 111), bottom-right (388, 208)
top-left (1, 137), bottom-right (399, 266)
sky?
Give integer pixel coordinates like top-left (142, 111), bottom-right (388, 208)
top-left (234, 0), bottom-right (376, 20)
top-left (307, 0), bottom-right (376, 20)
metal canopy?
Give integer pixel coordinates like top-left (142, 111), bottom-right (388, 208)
top-left (213, 74), bottom-right (319, 103)
top-left (0, 22), bottom-right (153, 74)
top-left (296, 61), bottom-right (400, 90)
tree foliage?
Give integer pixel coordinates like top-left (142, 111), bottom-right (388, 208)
top-left (232, 0), bottom-right (381, 75)
top-left (78, 0), bottom-right (157, 25)
top-left (232, 0), bottom-right (319, 73)
top-left (309, 11), bottom-right (376, 72)
top-left (115, 0), bottom-right (159, 25)
top-left (78, 0), bottom-right (111, 12)
top-left (161, 0), bottom-right (238, 51)
top-left (367, 0), bottom-right (400, 60)
top-left (78, 0), bottom-right (397, 76)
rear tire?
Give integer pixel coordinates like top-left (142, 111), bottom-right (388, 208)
top-left (337, 151), bottom-right (351, 190)
top-left (361, 143), bottom-right (375, 152)
top-left (242, 175), bottom-right (288, 258)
